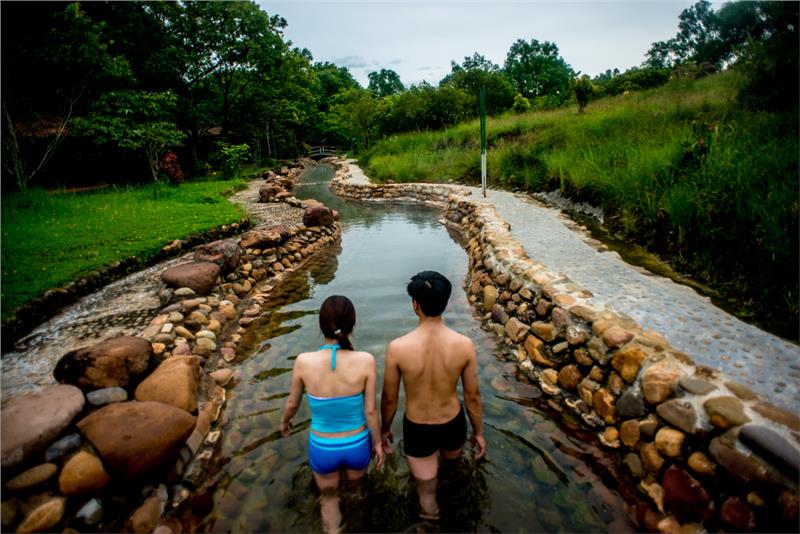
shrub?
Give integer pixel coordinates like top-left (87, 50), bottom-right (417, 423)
top-left (212, 143), bottom-right (250, 179)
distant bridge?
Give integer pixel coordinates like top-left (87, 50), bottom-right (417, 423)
top-left (308, 145), bottom-right (338, 159)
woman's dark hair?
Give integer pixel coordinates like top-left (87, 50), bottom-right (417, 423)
top-left (407, 271), bottom-right (451, 317)
top-left (319, 295), bottom-right (355, 350)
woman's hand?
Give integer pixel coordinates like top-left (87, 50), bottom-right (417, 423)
top-left (280, 419), bottom-right (292, 437)
top-left (373, 442), bottom-right (384, 470)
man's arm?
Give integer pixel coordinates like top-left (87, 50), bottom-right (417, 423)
top-left (461, 341), bottom-right (486, 459)
top-left (380, 341), bottom-right (401, 452)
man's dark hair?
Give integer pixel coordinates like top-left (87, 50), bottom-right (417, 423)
top-left (407, 271), bottom-right (452, 317)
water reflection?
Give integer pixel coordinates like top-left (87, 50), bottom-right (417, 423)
top-left (195, 165), bottom-right (635, 533)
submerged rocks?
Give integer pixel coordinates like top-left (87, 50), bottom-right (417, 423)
top-left (54, 336), bottom-right (152, 391)
top-left (77, 401), bottom-right (196, 477)
top-left (134, 356), bottom-right (201, 413)
top-left (161, 262), bottom-right (220, 295)
top-left (1, 385), bottom-right (85, 470)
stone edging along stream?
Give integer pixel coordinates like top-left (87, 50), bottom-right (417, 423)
top-left (330, 159), bottom-right (800, 532)
top-left (0, 161), bottom-right (343, 533)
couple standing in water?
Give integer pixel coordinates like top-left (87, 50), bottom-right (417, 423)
top-left (280, 270), bottom-right (487, 532)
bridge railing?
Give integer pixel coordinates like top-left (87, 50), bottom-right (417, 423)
top-left (308, 145), bottom-right (338, 158)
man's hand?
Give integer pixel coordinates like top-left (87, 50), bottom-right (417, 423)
top-left (373, 442), bottom-right (385, 470)
top-left (280, 420), bottom-right (292, 438)
top-left (470, 432), bottom-right (486, 460)
top-left (381, 430), bottom-right (394, 454)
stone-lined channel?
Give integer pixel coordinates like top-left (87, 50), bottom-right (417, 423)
top-left (190, 165), bottom-right (636, 532)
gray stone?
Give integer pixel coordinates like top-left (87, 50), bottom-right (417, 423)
top-left (45, 432), bottom-right (82, 461)
top-left (739, 424), bottom-right (800, 474)
top-left (704, 396), bottom-right (750, 427)
top-left (587, 336), bottom-right (609, 364)
top-left (656, 399), bottom-right (698, 434)
top-left (624, 452), bottom-right (644, 477)
top-left (617, 389), bottom-right (646, 418)
top-left (76, 497), bottom-right (103, 526)
top-left (679, 377), bottom-right (718, 395)
top-left (86, 387), bottom-right (128, 406)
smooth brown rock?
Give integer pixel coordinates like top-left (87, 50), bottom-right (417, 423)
top-left (58, 451), bottom-right (110, 495)
top-left (642, 358), bottom-right (683, 404)
top-left (687, 451), bottom-right (715, 476)
top-left (557, 365), bottom-right (582, 391)
top-left (303, 205), bottom-right (334, 227)
top-left (239, 226), bottom-right (288, 249)
top-left (161, 262), bottom-right (220, 295)
top-left (623, 452), bottom-right (644, 477)
top-left (209, 369), bottom-right (234, 386)
top-left (620, 419), bottom-right (640, 448)
top-left (739, 424), bottom-right (800, 473)
top-left (77, 401), bottom-right (196, 477)
top-left (524, 335), bottom-right (554, 366)
top-left (135, 356), bottom-right (200, 412)
top-left (129, 496), bottom-right (164, 534)
top-left (483, 286), bottom-right (497, 312)
top-left (655, 428), bottom-right (685, 457)
top-left (5, 464), bottom-right (58, 492)
top-left (703, 396), bottom-right (750, 427)
top-left (751, 403), bottom-right (800, 432)
top-left (573, 348), bottom-right (593, 367)
top-left (611, 344), bottom-right (647, 383)
top-left (1, 385), bottom-right (85, 470)
top-left (656, 399), bottom-right (698, 434)
top-left (531, 321), bottom-right (556, 342)
top-left (593, 388), bottom-right (617, 424)
top-left (640, 442), bottom-right (664, 473)
top-left (54, 336), bottom-right (152, 391)
top-left (725, 381), bottom-right (759, 401)
top-left (15, 497), bottom-right (64, 533)
top-left (662, 466), bottom-right (712, 522)
top-left (709, 434), bottom-right (774, 483)
top-left (601, 325), bottom-right (633, 348)
top-left (504, 317), bottom-right (529, 342)
top-left (678, 377), bottom-right (717, 395)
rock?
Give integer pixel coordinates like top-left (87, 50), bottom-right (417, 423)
top-left (779, 490), bottom-right (799, 524)
top-left (303, 205), bottom-right (334, 227)
top-left (739, 424), bottom-right (800, 474)
top-left (75, 498), bottom-right (103, 526)
top-left (573, 348), bottom-right (593, 367)
top-left (491, 304), bottom-right (508, 324)
top-left (557, 365), bottom-right (581, 391)
top-left (161, 262), bottom-right (220, 295)
top-left (167, 311), bottom-right (185, 323)
top-left (15, 497), bottom-right (64, 533)
top-left (589, 365), bottom-right (604, 381)
top-left (587, 336), bottom-right (609, 364)
top-left (1, 385), bottom-right (85, 470)
top-left (239, 225), bottom-right (288, 249)
top-left (173, 287), bottom-right (196, 297)
top-left (524, 335), bottom-right (554, 366)
top-left (703, 396), bottom-right (750, 427)
top-left (77, 401), bottom-right (196, 477)
top-left (5, 463), bottom-right (58, 492)
top-left (193, 239), bottom-right (240, 273)
top-left (59, 451), bottom-right (110, 495)
top-left (54, 336), bottom-right (152, 391)
top-left (532, 321), bottom-right (556, 342)
top-left (640, 442), bottom-right (664, 473)
top-left (482, 286), bottom-right (497, 311)
top-left (193, 337), bottom-right (217, 355)
top-left (535, 299), bottom-right (552, 317)
top-left (610, 344), bottom-right (647, 383)
top-left (565, 325), bottom-right (588, 345)
top-left (751, 403), bottom-right (800, 432)
top-left (687, 451), bottom-right (715, 476)
top-left (196, 330), bottom-right (216, 340)
top-left (725, 381), bottom-right (759, 401)
top-left (600, 427), bottom-right (620, 448)
top-left (86, 387), bottom-right (128, 406)
top-left (640, 479), bottom-right (664, 513)
top-left (623, 452), bottom-right (644, 477)
top-left (541, 368), bottom-right (558, 386)
top-left (44, 433), bottom-right (82, 461)
top-left (620, 419), bottom-right (640, 448)
top-left (709, 434), bottom-right (774, 483)
top-left (678, 377), bottom-right (717, 395)
top-left (593, 388), bottom-right (617, 424)
top-left (720, 496), bottom-right (755, 532)
top-left (135, 356), bottom-right (201, 413)
top-left (601, 326), bottom-right (633, 348)
top-left (655, 428), bottom-right (685, 457)
top-left (639, 414), bottom-right (660, 438)
top-left (656, 399), bottom-right (698, 434)
top-left (174, 326), bottom-right (195, 340)
top-left (578, 377), bottom-right (599, 406)
top-left (209, 369), bottom-right (233, 386)
top-left (617, 389), bottom-right (646, 418)
top-left (641, 358), bottom-right (683, 404)
top-left (662, 466), bottom-right (712, 522)
top-left (504, 317), bottom-right (530, 343)
top-left (129, 495), bottom-right (164, 534)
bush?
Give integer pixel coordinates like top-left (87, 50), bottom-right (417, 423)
top-left (211, 143), bottom-right (250, 179)
top-left (158, 152), bottom-right (184, 184)
top-left (511, 93), bottom-right (532, 114)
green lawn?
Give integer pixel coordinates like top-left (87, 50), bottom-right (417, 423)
top-left (364, 72), bottom-right (799, 339)
top-left (1, 180), bottom-right (247, 319)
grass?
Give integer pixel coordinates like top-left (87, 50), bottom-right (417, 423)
top-left (1, 179), bottom-right (247, 319)
top-left (364, 72), bottom-right (800, 339)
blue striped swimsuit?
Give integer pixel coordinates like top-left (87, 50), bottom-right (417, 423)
top-left (307, 344), bottom-right (372, 474)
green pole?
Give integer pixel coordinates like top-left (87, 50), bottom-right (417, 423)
top-left (480, 84), bottom-right (487, 197)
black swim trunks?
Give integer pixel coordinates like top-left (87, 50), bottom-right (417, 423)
top-left (403, 406), bottom-right (467, 458)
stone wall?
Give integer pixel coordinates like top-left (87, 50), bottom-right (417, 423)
top-left (0, 163), bottom-right (342, 533)
top-left (331, 164), bottom-right (800, 533)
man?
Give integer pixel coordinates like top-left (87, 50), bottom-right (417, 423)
top-left (380, 270), bottom-right (486, 521)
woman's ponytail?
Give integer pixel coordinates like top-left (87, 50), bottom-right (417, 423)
top-left (319, 296), bottom-right (356, 350)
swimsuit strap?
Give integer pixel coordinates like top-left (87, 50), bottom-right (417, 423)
top-left (320, 344), bottom-right (340, 370)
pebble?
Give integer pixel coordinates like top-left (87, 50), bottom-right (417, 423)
top-left (167, 312), bottom-right (184, 323)
top-left (59, 450), bottom-right (111, 495)
top-left (86, 387), bottom-right (128, 406)
top-left (44, 433), bottom-right (83, 462)
top-left (174, 326), bottom-right (195, 340)
top-left (174, 287), bottom-right (197, 297)
top-left (5, 463), bottom-right (58, 492)
top-left (15, 497), bottom-right (65, 533)
top-left (196, 330), bottom-right (216, 340)
top-left (75, 497), bottom-right (103, 526)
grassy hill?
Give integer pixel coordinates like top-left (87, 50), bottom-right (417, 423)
top-left (363, 72), bottom-right (799, 340)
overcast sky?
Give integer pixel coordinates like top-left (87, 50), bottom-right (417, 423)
top-left (260, 1), bottom-right (711, 87)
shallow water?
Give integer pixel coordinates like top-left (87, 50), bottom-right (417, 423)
top-left (198, 165), bottom-right (635, 533)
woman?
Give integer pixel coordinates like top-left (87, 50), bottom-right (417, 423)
top-left (280, 295), bottom-right (383, 534)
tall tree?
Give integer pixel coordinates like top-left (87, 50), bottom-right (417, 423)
top-left (503, 39), bottom-right (573, 103)
top-left (367, 68), bottom-right (405, 97)
top-left (441, 53), bottom-right (514, 115)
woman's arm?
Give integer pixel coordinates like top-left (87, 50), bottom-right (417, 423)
top-left (280, 357), bottom-right (305, 437)
top-left (363, 354), bottom-right (384, 469)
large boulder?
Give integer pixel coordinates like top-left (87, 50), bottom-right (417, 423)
top-left (161, 261), bottom-right (220, 295)
top-left (1, 385), bottom-right (85, 471)
top-left (54, 336), bottom-right (152, 391)
top-left (77, 401), bottom-right (196, 478)
top-left (258, 184), bottom-right (283, 202)
top-left (239, 225), bottom-right (289, 249)
top-left (302, 204), bottom-right (334, 227)
top-left (134, 356), bottom-right (201, 413)
top-left (193, 239), bottom-right (240, 273)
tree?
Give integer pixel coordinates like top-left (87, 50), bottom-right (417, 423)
top-left (367, 68), bottom-right (405, 97)
top-left (573, 76), bottom-right (594, 112)
top-left (503, 39), bottom-right (574, 104)
top-left (332, 89), bottom-right (381, 152)
top-left (72, 91), bottom-right (185, 183)
top-left (441, 53), bottom-right (515, 115)
top-left (451, 52), bottom-right (500, 73)
top-left (511, 93), bottom-right (531, 114)
top-left (645, 0), bottom-right (723, 72)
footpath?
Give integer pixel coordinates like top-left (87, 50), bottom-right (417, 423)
top-left (349, 163), bottom-right (799, 410)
